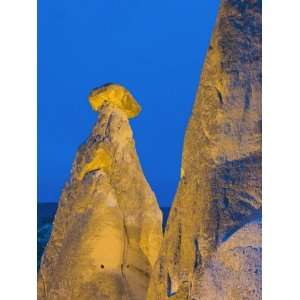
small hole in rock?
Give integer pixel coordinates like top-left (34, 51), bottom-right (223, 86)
top-left (101, 264), bottom-right (104, 269)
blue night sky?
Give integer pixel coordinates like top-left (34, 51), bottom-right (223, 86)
top-left (38, 0), bottom-right (220, 206)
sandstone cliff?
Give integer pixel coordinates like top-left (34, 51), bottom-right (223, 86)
top-left (147, 0), bottom-right (261, 299)
top-left (38, 84), bottom-right (163, 300)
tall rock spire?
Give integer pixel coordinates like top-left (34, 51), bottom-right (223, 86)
top-left (38, 84), bottom-right (163, 300)
top-left (147, 0), bottom-right (262, 299)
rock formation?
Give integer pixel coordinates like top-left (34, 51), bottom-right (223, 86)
top-left (38, 84), bottom-right (163, 300)
top-left (191, 221), bottom-right (261, 299)
top-left (147, 0), bottom-right (261, 299)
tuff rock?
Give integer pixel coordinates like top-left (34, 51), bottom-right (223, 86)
top-left (38, 84), bottom-right (163, 300)
top-left (190, 221), bottom-right (262, 300)
top-left (147, 0), bottom-right (262, 299)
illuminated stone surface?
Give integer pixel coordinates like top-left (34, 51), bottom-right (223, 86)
top-left (89, 84), bottom-right (141, 119)
top-left (147, 0), bottom-right (261, 299)
top-left (38, 85), bottom-right (163, 300)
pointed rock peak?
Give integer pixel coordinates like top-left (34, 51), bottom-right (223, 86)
top-left (89, 83), bottom-right (141, 118)
top-left (38, 85), bottom-right (162, 300)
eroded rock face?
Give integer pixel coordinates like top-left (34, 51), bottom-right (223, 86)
top-left (147, 0), bottom-right (261, 299)
top-left (38, 85), bottom-right (163, 300)
top-left (191, 221), bottom-right (262, 300)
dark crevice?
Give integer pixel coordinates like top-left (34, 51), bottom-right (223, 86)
top-left (91, 134), bottom-right (102, 145)
top-left (104, 113), bottom-right (113, 140)
top-left (84, 168), bottom-right (101, 178)
top-left (194, 239), bottom-right (202, 269)
top-left (215, 201), bottom-right (221, 245)
top-left (222, 196), bottom-right (229, 208)
top-left (244, 86), bottom-right (252, 110)
top-left (167, 273), bottom-right (176, 297)
top-left (174, 223), bottom-right (182, 264)
top-left (215, 88), bottom-right (224, 105)
top-left (121, 215), bottom-right (130, 299)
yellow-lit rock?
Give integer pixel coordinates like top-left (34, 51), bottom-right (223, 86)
top-left (89, 84), bottom-right (141, 118)
top-left (78, 148), bottom-right (112, 180)
top-left (38, 85), bottom-right (163, 300)
top-left (147, 0), bottom-right (261, 299)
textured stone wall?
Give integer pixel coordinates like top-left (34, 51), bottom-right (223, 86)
top-left (147, 0), bottom-right (261, 299)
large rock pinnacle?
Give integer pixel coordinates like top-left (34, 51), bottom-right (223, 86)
top-left (38, 84), bottom-right (163, 300)
top-left (147, 0), bottom-right (261, 299)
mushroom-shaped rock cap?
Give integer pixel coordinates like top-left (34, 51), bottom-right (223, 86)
top-left (88, 83), bottom-right (141, 118)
